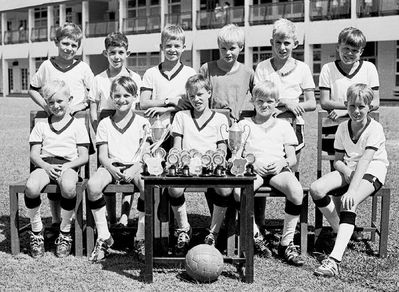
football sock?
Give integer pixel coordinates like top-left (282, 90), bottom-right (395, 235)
top-left (91, 206), bottom-right (111, 240)
top-left (135, 211), bottom-right (145, 240)
top-left (330, 223), bottom-right (354, 262)
top-left (60, 208), bottom-right (74, 233)
top-left (119, 193), bottom-right (134, 225)
top-left (319, 200), bottom-right (340, 233)
top-left (171, 203), bottom-right (190, 230)
top-left (280, 213), bottom-right (299, 246)
top-left (209, 205), bottom-right (227, 234)
top-left (28, 206), bottom-right (43, 233)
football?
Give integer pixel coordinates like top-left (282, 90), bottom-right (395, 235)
top-left (185, 244), bottom-right (224, 282)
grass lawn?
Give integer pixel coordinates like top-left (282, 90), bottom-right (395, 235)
top-left (0, 97), bottom-right (398, 291)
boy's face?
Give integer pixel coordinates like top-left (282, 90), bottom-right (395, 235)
top-left (160, 38), bottom-right (185, 62)
top-left (111, 84), bottom-right (136, 112)
top-left (55, 37), bottom-right (80, 61)
top-left (253, 95), bottom-right (276, 118)
top-left (270, 35), bottom-right (298, 61)
top-left (46, 90), bottom-right (71, 117)
top-left (103, 46), bottom-right (130, 70)
top-left (187, 87), bottom-right (211, 113)
top-left (337, 43), bottom-right (363, 65)
top-left (218, 41), bottom-right (242, 65)
top-left (347, 97), bottom-right (369, 123)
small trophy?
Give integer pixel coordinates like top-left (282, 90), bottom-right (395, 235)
top-left (221, 120), bottom-right (250, 176)
top-left (244, 153), bottom-right (256, 176)
top-left (212, 152), bottom-right (226, 176)
top-left (166, 152), bottom-right (180, 176)
top-left (200, 154), bottom-right (213, 176)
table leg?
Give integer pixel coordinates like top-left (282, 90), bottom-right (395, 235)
top-left (144, 183), bottom-right (154, 283)
top-left (242, 183), bottom-right (254, 283)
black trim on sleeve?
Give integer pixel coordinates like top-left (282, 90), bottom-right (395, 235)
top-left (334, 148), bottom-right (345, 153)
top-left (319, 86), bottom-right (331, 91)
top-left (141, 87), bottom-right (153, 92)
top-left (29, 141), bottom-right (42, 145)
top-left (171, 132), bottom-right (183, 138)
top-left (371, 86), bottom-right (379, 90)
top-left (77, 143), bottom-right (90, 148)
top-left (96, 141), bottom-right (108, 146)
top-left (29, 84), bottom-right (41, 91)
top-left (365, 146), bottom-right (378, 151)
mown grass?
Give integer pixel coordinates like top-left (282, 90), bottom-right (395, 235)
top-left (0, 97), bottom-right (398, 291)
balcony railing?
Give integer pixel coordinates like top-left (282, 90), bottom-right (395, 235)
top-left (4, 29), bottom-right (29, 44)
top-left (196, 6), bottom-right (244, 29)
top-left (165, 12), bottom-right (192, 30)
top-left (357, 0), bottom-right (399, 17)
top-left (31, 27), bottom-right (48, 42)
top-left (310, 0), bottom-right (351, 20)
top-left (123, 15), bottom-right (161, 35)
top-left (85, 21), bottom-right (119, 38)
top-left (249, 2), bottom-right (304, 25)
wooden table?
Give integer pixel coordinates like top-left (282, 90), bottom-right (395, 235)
top-left (143, 174), bottom-right (255, 283)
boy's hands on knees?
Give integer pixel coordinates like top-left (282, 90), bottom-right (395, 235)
top-left (60, 162), bottom-right (73, 174)
top-left (343, 170), bottom-right (354, 184)
top-left (144, 107), bottom-right (169, 118)
top-left (106, 165), bottom-right (125, 182)
top-left (341, 191), bottom-right (356, 210)
top-left (265, 159), bottom-right (286, 175)
top-left (253, 161), bottom-right (270, 176)
top-left (123, 163), bottom-right (142, 183)
top-left (44, 163), bottom-right (62, 180)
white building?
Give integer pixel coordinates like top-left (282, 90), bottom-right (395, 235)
top-left (0, 0), bottom-right (398, 100)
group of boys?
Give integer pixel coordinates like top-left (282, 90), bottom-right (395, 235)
top-left (24, 18), bottom-right (388, 279)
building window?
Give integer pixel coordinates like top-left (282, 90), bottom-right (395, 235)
top-left (8, 68), bottom-right (13, 91)
top-left (35, 57), bottom-right (47, 70)
top-left (362, 41), bottom-right (377, 65)
top-left (313, 44), bottom-right (321, 87)
top-left (127, 52), bottom-right (160, 76)
top-left (21, 68), bottom-right (28, 90)
top-left (168, 0), bottom-right (181, 13)
top-left (34, 7), bottom-right (48, 27)
top-left (396, 41), bottom-right (399, 87)
top-left (66, 7), bottom-right (73, 23)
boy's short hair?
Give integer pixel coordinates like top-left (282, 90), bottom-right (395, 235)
top-left (251, 80), bottom-right (279, 102)
top-left (185, 74), bottom-right (212, 93)
top-left (338, 27), bottom-right (366, 49)
top-left (110, 76), bottom-right (138, 97)
top-left (55, 23), bottom-right (83, 46)
top-left (161, 24), bottom-right (185, 45)
top-left (346, 83), bottom-right (373, 105)
top-left (217, 24), bottom-right (245, 47)
top-left (104, 32), bottom-right (128, 50)
top-left (42, 80), bottom-right (70, 101)
top-left (272, 18), bottom-right (298, 43)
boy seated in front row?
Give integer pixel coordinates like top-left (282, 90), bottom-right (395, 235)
top-left (233, 80), bottom-right (305, 266)
top-left (168, 74), bottom-right (231, 254)
top-left (25, 80), bottom-right (90, 258)
top-left (311, 84), bottom-right (388, 277)
top-left (89, 31), bottom-right (142, 228)
top-left (87, 76), bottom-right (151, 262)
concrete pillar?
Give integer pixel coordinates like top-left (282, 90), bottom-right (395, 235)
top-left (160, 0), bottom-right (166, 29)
top-left (1, 12), bottom-right (5, 45)
top-left (28, 56), bottom-right (36, 85)
top-left (47, 5), bottom-right (54, 41)
top-left (1, 13), bottom-right (8, 97)
top-left (28, 9), bottom-right (34, 43)
top-left (82, 1), bottom-right (89, 38)
top-left (59, 4), bottom-right (66, 26)
top-left (119, 0), bottom-right (127, 33)
top-left (191, 0), bottom-right (200, 71)
top-left (351, 0), bottom-right (357, 18)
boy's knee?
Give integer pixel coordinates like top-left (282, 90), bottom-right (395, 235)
top-left (60, 181), bottom-right (76, 199)
top-left (168, 187), bottom-right (183, 198)
top-left (87, 179), bottom-right (102, 199)
top-left (215, 188), bottom-right (232, 197)
top-left (25, 181), bottom-right (41, 197)
top-left (310, 181), bottom-right (325, 200)
top-left (286, 186), bottom-right (303, 205)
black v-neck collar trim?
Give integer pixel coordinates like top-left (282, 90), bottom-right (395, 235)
top-left (50, 57), bottom-right (82, 73)
top-left (348, 116), bottom-right (371, 144)
top-left (191, 110), bottom-right (215, 132)
top-left (158, 62), bottom-right (184, 81)
top-left (335, 60), bottom-right (363, 79)
top-left (48, 115), bottom-right (74, 135)
top-left (111, 113), bottom-right (136, 134)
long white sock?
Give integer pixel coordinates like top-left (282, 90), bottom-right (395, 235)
top-left (136, 211), bottom-right (145, 240)
top-left (28, 206), bottom-right (43, 233)
top-left (91, 206), bottom-right (111, 240)
top-left (209, 205), bottom-right (227, 234)
top-left (49, 200), bottom-right (61, 224)
top-left (281, 213), bottom-right (299, 246)
top-left (329, 223), bottom-right (354, 261)
top-left (60, 208), bottom-right (74, 233)
top-left (319, 201), bottom-right (340, 233)
top-left (171, 203), bottom-right (190, 230)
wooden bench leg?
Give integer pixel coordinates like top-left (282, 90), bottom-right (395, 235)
top-left (9, 185), bottom-right (20, 255)
top-left (371, 195), bottom-right (377, 242)
top-left (300, 193), bottom-right (308, 254)
top-left (86, 193), bottom-right (95, 257)
top-left (379, 189), bottom-right (390, 258)
top-left (74, 184), bottom-right (84, 257)
top-left (104, 193), bottom-right (117, 225)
